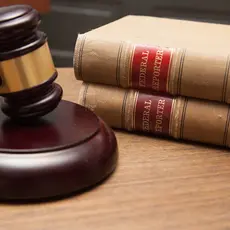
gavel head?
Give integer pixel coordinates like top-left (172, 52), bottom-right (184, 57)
top-left (0, 4), bottom-right (62, 120)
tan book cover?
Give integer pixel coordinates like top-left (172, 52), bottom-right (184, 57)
top-left (74, 15), bottom-right (230, 103)
top-left (78, 82), bottom-right (230, 148)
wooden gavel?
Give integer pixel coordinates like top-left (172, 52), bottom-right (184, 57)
top-left (0, 4), bottom-right (62, 120)
top-left (0, 4), bottom-right (118, 201)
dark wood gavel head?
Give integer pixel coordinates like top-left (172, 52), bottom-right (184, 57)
top-left (0, 4), bottom-right (62, 120)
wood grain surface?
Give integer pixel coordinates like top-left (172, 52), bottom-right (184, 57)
top-left (1, 68), bottom-right (230, 230)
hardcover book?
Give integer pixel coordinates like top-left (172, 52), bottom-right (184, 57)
top-left (78, 82), bottom-right (230, 148)
top-left (74, 15), bottom-right (230, 103)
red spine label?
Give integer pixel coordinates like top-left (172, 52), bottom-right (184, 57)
top-left (131, 45), bottom-right (172, 92)
top-left (134, 93), bottom-right (173, 136)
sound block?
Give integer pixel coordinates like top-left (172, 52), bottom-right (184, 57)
top-left (0, 100), bottom-right (118, 201)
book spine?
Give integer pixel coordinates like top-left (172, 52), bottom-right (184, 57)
top-left (78, 82), bottom-right (230, 148)
top-left (74, 34), bottom-right (230, 104)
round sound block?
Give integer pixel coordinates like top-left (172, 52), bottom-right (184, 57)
top-left (0, 100), bottom-right (118, 201)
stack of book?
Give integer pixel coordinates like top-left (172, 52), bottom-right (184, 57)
top-left (73, 15), bottom-right (230, 148)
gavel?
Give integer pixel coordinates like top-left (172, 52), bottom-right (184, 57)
top-left (0, 4), bottom-right (62, 119)
top-left (0, 4), bottom-right (118, 201)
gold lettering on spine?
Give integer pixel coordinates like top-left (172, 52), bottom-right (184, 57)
top-left (152, 48), bottom-right (164, 91)
top-left (139, 50), bottom-right (149, 87)
top-left (155, 99), bottom-right (165, 132)
top-left (142, 99), bottom-right (152, 132)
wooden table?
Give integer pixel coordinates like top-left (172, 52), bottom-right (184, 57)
top-left (1, 68), bottom-right (230, 230)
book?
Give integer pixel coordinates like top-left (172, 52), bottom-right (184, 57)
top-left (78, 82), bottom-right (230, 148)
top-left (74, 15), bottom-right (230, 104)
